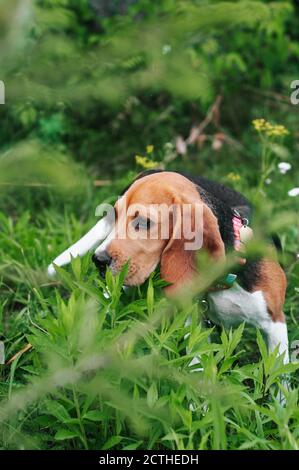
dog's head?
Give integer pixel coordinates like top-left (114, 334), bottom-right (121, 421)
top-left (93, 172), bottom-right (225, 293)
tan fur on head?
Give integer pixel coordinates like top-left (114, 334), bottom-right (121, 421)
top-left (100, 172), bottom-right (225, 293)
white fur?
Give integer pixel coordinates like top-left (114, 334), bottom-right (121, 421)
top-left (207, 283), bottom-right (289, 362)
top-left (207, 283), bottom-right (268, 328)
top-left (267, 322), bottom-right (289, 364)
top-left (48, 216), bottom-right (112, 277)
top-left (94, 227), bottom-right (116, 255)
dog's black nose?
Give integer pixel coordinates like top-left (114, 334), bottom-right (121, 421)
top-left (92, 251), bottom-right (112, 277)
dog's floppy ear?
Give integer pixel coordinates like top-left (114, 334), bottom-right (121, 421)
top-left (202, 204), bottom-right (226, 261)
top-left (160, 194), bottom-right (225, 294)
top-left (160, 202), bottom-right (197, 294)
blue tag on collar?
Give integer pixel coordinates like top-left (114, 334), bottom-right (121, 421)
top-left (209, 273), bottom-right (237, 292)
top-left (224, 273), bottom-right (237, 287)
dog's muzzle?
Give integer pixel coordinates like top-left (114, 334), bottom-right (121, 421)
top-left (92, 251), bottom-right (112, 278)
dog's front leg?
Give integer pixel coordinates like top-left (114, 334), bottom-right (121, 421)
top-left (261, 316), bottom-right (290, 405)
top-left (264, 318), bottom-right (289, 364)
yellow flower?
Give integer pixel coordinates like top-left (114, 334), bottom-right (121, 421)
top-left (252, 119), bottom-right (289, 137)
top-left (135, 155), bottom-right (158, 169)
top-left (146, 145), bottom-right (154, 154)
top-left (252, 118), bottom-right (267, 132)
top-left (266, 125), bottom-right (289, 137)
top-left (226, 172), bottom-right (241, 183)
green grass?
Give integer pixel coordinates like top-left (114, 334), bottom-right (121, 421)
top-left (0, 168), bottom-right (298, 450)
top-left (1, 0), bottom-right (299, 452)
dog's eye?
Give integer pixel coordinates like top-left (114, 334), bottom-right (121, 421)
top-left (132, 216), bottom-right (153, 231)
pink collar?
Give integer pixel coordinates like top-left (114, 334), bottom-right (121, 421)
top-left (232, 212), bottom-right (248, 251)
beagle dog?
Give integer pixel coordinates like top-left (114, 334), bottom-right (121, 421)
top-left (48, 170), bottom-right (289, 364)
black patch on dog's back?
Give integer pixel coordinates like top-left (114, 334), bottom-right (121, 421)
top-left (234, 259), bottom-right (261, 292)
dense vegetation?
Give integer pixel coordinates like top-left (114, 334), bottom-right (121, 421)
top-left (0, 0), bottom-right (298, 450)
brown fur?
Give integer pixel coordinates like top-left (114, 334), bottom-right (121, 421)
top-left (251, 258), bottom-right (287, 322)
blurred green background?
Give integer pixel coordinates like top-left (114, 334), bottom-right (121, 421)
top-left (0, 0), bottom-right (299, 451)
top-left (1, 0), bottom-right (299, 180)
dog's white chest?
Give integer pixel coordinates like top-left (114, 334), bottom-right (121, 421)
top-left (207, 283), bottom-right (269, 329)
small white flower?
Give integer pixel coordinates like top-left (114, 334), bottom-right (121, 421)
top-left (175, 135), bottom-right (187, 155)
top-left (265, 178), bottom-right (272, 185)
top-left (278, 162), bottom-right (292, 174)
top-left (162, 44), bottom-right (172, 55)
top-left (288, 187), bottom-right (299, 197)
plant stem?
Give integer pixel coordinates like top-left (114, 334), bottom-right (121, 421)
top-left (72, 384), bottom-right (89, 450)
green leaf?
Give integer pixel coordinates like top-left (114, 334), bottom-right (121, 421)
top-left (147, 276), bottom-right (154, 315)
top-left (43, 400), bottom-right (72, 423)
top-left (256, 329), bottom-right (268, 363)
top-left (83, 410), bottom-right (104, 422)
top-left (54, 429), bottom-right (79, 441)
top-left (147, 382), bottom-right (158, 408)
top-left (123, 441), bottom-right (143, 450)
top-left (102, 436), bottom-right (123, 450)
top-left (70, 255), bottom-right (82, 280)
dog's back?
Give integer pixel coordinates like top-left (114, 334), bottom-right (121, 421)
top-left (135, 170), bottom-right (251, 221)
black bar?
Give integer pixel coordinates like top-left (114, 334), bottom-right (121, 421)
top-left (1, 450), bottom-right (298, 467)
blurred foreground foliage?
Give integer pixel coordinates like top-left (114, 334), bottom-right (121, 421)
top-left (0, 0), bottom-right (298, 451)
